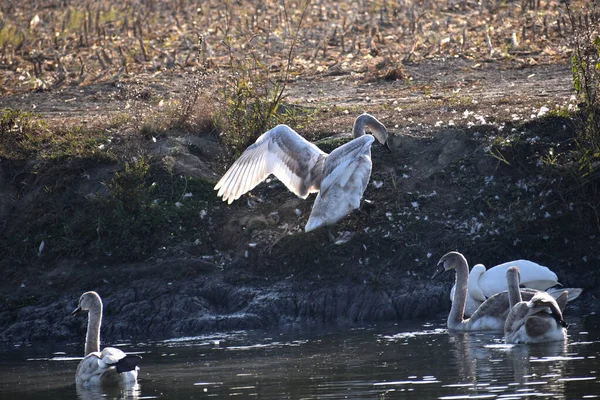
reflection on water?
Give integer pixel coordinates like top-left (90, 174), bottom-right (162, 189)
top-left (76, 383), bottom-right (141, 400)
top-left (0, 315), bottom-right (599, 399)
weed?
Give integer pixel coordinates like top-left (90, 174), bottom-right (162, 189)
top-left (213, 0), bottom-right (312, 157)
top-left (562, 0), bottom-right (600, 231)
top-left (107, 158), bottom-right (151, 213)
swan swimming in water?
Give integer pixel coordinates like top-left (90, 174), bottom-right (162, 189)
top-left (433, 251), bottom-right (513, 332)
top-left (214, 113), bottom-right (390, 241)
top-left (72, 291), bottom-right (141, 387)
top-left (449, 259), bottom-right (582, 317)
top-left (504, 266), bottom-right (568, 344)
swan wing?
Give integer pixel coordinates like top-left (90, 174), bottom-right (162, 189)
top-left (215, 124), bottom-right (327, 204)
top-left (467, 292), bottom-right (510, 331)
top-left (320, 135), bottom-right (374, 189)
top-left (478, 260), bottom-right (558, 297)
top-left (304, 137), bottom-right (373, 232)
top-left (505, 301), bottom-right (529, 340)
top-left (76, 352), bottom-right (106, 386)
top-left (546, 287), bottom-right (582, 304)
top-left (76, 348), bottom-right (139, 386)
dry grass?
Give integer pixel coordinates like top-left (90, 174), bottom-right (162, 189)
top-left (0, 0), bottom-right (589, 94)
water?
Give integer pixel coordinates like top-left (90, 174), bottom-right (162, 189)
top-left (1, 315), bottom-right (599, 399)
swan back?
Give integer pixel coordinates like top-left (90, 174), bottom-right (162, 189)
top-left (75, 347), bottom-right (140, 387)
top-left (305, 136), bottom-right (374, 232)
top-left (477, 260), bottom-right (558, 297)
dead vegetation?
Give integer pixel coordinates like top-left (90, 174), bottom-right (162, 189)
top-left (0, 0), bottom-right (587, 94)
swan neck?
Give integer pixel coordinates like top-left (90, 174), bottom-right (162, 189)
top-left (506, 272), bottom-right (522, 308)
top-left (85, 301), bottom-right (102, 356)
top-left (352, 117), bottom-right (366, 138)
top-left (449, 258), bottom-right (469, 327)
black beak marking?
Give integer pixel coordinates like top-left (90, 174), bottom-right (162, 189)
top-left (71, 306), bottom-right (82, 316)
top-left (431, 263), bottom-right (446, 280)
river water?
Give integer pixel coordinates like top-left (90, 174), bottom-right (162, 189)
top-left (1, 314), bottom-right (599, 399)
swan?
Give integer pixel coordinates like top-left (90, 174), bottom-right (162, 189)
top-left (472, 260), bottom-right (559, 300)
top-left (433, 251), bottom-right (512, 331)
top-left (214, 113), bottom-right (390, 241)
top-left (504, 266), bottom-right (568, 344)
top-left (450, 259), bottom-right (582, 317)
top-left (72, 291), bottom-right (141, 387)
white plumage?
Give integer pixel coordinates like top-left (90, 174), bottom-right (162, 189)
top-left (214, 113), bottom-right (389, 238)
top-left (75, 347), bottom-right (139, 387)
top-left (72, 291), bottom-right (140, 387)
top-left (475, 260), bottom-right (558, 299)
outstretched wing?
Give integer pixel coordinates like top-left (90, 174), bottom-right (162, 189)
top-left (215, 125), bottom-right (327, 204)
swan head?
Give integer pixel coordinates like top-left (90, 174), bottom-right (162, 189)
top-left (72, 291), bottom-right (102, 316)
top-left (432, 251), bottom-right (466, 279)
top-left (506, 266), bottom-right (521, 285)
top-left (353, 113), bottom-right (391, 151)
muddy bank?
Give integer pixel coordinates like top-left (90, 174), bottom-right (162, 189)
top-left (0, 257), bottom-right (448, 342)
top-left (0, 254), bottom-right (597, 343)
top-left (1, 59), bottom-right (600, 343)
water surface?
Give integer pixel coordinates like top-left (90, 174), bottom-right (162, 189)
top-left (1, 315), bottom-right (599, 399)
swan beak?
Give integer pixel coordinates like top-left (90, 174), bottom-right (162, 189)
top-left (431, 263), bottom-right (446, 280)
top-left (559, 319), bottom-right (569, 328)
top-left (71, 306), bottom-right (83, 316)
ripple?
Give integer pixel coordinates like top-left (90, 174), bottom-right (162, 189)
top-left (193, 382), bottom-right (223, 386)
top-left (226, 340), bottom-right (307, 351)
top-left (380, 329), bottom-right (447, 341)
top-left (530, 356), bottom-right (584, 362)
top-left (557, 376), bottom-right (596, 382)
top-left (374, 379), bottom-right (440, 386)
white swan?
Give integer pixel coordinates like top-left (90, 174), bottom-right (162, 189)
top-left (450, 259), bottom-right (582, 317)
top-left (504, 266), bottom-right (568, 344)
top-left (214, 113), bottom-right (389, 241)
top-left (473, 260), bottom-right (558, 300)
top-left (72, 291), bottom-right (141, 387)
top-left (433, 251), bottom-right (511, 332)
